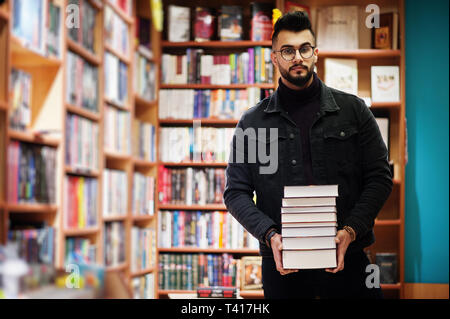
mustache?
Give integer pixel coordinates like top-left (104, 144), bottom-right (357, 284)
top-left (290, 64), bottom-right (308, 71)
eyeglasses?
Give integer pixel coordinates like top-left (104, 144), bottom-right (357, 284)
top-left (275, 45), bottom-right (316, 61)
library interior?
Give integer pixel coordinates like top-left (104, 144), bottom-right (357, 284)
top-left (0, 0), bottom-right (448, 300)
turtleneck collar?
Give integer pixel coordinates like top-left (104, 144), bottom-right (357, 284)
top-left (278, 72), bottom-right (321, 107)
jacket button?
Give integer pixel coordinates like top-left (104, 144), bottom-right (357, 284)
top-left (291, 159), bottom-right (297, 165)
top-left (289, 133), bottom-right (295, 139)
top-left (340, 131), bottom-right (346, 137)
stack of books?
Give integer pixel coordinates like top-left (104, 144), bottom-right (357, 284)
top-left (281, 185), bottom-right (339, 269)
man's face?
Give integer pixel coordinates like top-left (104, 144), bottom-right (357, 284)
top-left (271, 30), bottom-right (318, 88)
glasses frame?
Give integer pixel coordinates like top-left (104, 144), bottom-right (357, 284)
top-left (274, 45), bottom-right (316, 61)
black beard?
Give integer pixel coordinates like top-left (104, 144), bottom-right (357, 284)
top-left (280, 64), bottom-right (314, 87)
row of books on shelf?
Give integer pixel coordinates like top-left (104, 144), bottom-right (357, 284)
top-left (158, 211), bottom-right (259, 250)
top-left (102, 169), bottom-right (128, 217)
top-left (65, 237), bottom-right (97, 265)
top-left (132, 173), bottom-right (155, 217)
top-left (68, 0), bottom-right (97, 54)
top-left (104, 104), bottom-right (131, 154)
top-left (8, 224), bottom-right (55, 265)
top-left (104, 221), bottom-right (126, 267)
top-left (12, 0), bottom-right (62, 57)
top-left (159, 127), bottom-right (234, 163)
top-left (132, 274), bottom-right (155, 299)
top-left (134, 51), bottom-right (156, 102)
top-left (133, 119), bottom-right (156, 162)
top-left (158, 167), bottom-right (225, 205)
top-left (64, 176), bottom-right (98, 229)
top-left (158, 88), bottom-right (271, 120)
top-left (168, 3), bottom-right (273, 42)
top-left (7, 141), bottom-right (57, 204)
top-left (324, 59), bottom-right (400, 102)
top-left (104, 3), bottom-right (130, 57)
top-left (65, 113), bottom-right (100, 172)
top-left (66, 50), bottom-right (99, 112)
top-left (9, 68), bottom-right (31, 131)
top-left (161, 47), bottom-right (273, 85)
top-left (130, 227), bottom-right (157, 273)
top-left (104, 51), bottom-right (129, 107)
top-left (158, 253), bottom-right (238, 291)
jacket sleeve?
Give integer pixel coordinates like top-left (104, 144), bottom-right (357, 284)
top-left (223, 116), bottom-right (278, 244)
top-left (343, 99), bottom-right (393, 238)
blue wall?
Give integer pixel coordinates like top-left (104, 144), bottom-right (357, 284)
top-left (404, 0), bottom-right (449, 283)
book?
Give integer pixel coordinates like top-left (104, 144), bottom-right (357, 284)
top-left (219, 6), bottom-right (243, 41)
top-left (282, 226), bottom-right (337, 237)
top-left (282, 196), bottom-right (336, 207)
top-left (372, 12), bottom-right (399, 50)
top-left (371, 66), bottom-right (400, 102)
top-left (197, 286), bottom-right (237, 298)
top-left (9, 68), bottom-right (32, 131)
top-left (12, 0), bottom-right (46, 54)
top-left (281, 212), bottom-right (337, 223)
top-left (283, 249), bottom-right (337, 269)
top-left (284, 184), bottom-right (338, 198)
top-left (375, 252), bottom-right (398, 284)
top-left (168, 5), bottom-right (190, 42)
top-left (282, 236), bottom-right (336, 250)
top-left (194, 7), bottom-right (215, 42)
top-left (281, 206), bottom-right (336, 213)
top-left (316, 5), bottom-right (358, 50)
top-left (104, 4), bottom-right (129, 56)
top-left (250, 2), bottom-right (273, 41)
top-left (324, 58), bottom-right (358, 96)
top-left (375, 117), bottom-right (390, 153)
top-left (282, 222), bottom-right (337, 228)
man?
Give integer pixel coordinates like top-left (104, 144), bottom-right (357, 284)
top-left (223, 11), bottom-right (393, 298)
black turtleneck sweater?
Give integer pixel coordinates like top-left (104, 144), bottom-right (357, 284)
top-left (278, 73), bottom-right (321, 185)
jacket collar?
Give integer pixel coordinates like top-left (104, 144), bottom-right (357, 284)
top-left (264, 77), bottom-right (340, 114)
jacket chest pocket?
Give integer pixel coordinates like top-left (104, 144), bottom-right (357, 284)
top-left (323, 125), bottom-right (359, 167)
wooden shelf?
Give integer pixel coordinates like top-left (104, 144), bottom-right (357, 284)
top-left (67, 38), bottom-right (101, 65)
top-left (375, 219), bottom-right (401, 226)
top-left (66, 104), bottom-right (100, 121)
top-left (240, 290), bottom-right (264, 298)
top-left (103, 215), bottom-right (128, 222)
top-left (8, 129), bottom-right (60, 147)
top-left (132, 214), bottom-right (155, 222)
top-left (133, 158), bottom-right (157, 168)
top-left (161, 162), bottom-right (228, 168)
top-left (159, 118), bottom-right (238, 126)
top-left (105, 0), bottom-right (134, 25)
top-left (64, 227), bottom-right (100, 237)
top-left (65, 166), bottom-right (100, 178)
top-left (158, 204), bottom-right (227, 211)
top-left (104, 151), bottom-right (132, 161)
top-left (11, 36), bottom-right (62, 68)
top-left (134, 95), bottom-right (157, 108)
top-left (319, 49), bottom-right (401, 58)
top-left (104, 97), bottom-right (130, 111)
top-left (7, 203), bottom-right (58, 213)
top-left (130, 267), bottom-right (155, 277)
top-left (158, 247), bottom-right (259, 254)
top-left (104, 44), bottom-right (131, 65)
top-left (86, 0), bottom-right (103, 11)
top-left (0, 100), bottom-right (7, 111)
top-left (160, 83), bottom-right (274, 90)
top-left (381, 283), bottom-right (402, 290)
top-left (162, 40), bottom-right (272, 48)
top-left (0, 8), bottom-right (9, 21)
top-left (370, 102), bottom-right (401, 109)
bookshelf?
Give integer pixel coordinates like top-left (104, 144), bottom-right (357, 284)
top-left (0, 0), bottom-right (407, 300)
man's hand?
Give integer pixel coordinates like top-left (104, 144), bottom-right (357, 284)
top-left (271, 233), bottom-right (299, 276)
top-left (325, 229), bottom-right (353, 273)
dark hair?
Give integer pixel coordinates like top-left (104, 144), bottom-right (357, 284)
top-left (272, 11), bottom-right (315, 47)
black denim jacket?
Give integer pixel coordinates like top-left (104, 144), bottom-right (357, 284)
top-left (223, 79), bottom-right (393, 257)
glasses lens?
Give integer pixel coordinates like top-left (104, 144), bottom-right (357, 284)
top-left (300, 46), bottom-right (313, 59)
top-left (281, 48), bottom-right (296, 61)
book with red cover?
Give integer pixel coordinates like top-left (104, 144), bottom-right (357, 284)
top-left (194, 7), bottom-right (216, 42)
top-left (197, 286), bottom-right (237, 298)
top-left (250, 2), bottom-right (273, 41)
